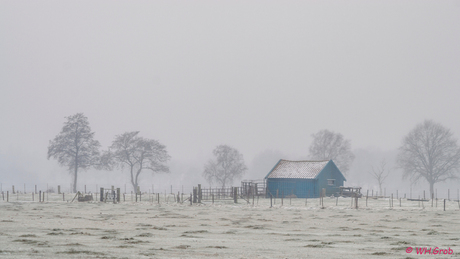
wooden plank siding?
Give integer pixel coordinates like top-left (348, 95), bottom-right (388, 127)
top-left (265, 160), bottom-right (346, 198)
top-left (266, 178), bottom-right (319, 198)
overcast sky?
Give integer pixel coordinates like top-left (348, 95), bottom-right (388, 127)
top-left (1, 1), bottom-right (460, 189)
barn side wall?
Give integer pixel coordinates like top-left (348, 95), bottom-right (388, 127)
top-left (266, 178), bottom-right (319, 198)
top-left (316, 162), bottom-right (345, 196)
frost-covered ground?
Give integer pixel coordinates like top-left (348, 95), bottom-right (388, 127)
top-left (1, 194), bottom-right (459, 258)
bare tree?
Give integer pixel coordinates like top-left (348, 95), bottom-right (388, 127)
top-left (309, 129), bottom-right (355, 175)
top-left (369, 159), bottom-right (390, 196)
top-left (397, 120), bottom-right (460, 196)
top-left (108, 131), bottom-right (170, 192)
top-left (203, 145), bottom-right (247, 187)
top-left (48, 113), bottom-right (101, 193)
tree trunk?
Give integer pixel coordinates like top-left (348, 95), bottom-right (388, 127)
top-left (73, 162), bottom-right (78, 193)
top-left (429, 181), bottom-right (435, 199)
top-left (130, 166), bottom-right (137, 194)
top-left (132, 181), bottom-right (138, 194)
top-left (134, 169), bottom-right (142, 194)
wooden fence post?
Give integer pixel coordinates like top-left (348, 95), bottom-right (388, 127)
top-left (39, 191), bottom-right (41, 202)
top-left (281, 191), bottom-right (284, 206)
top-left (198, 184), bottom-right (202, 203)
top-left (112, 189), bottom-right (116, 204)
top-left (7, 191), bottom-right (9, 202)
top-left (247, 187), bottom-right (250, 204)
top-left (117, 188), bottom-right (121, 203)
top-left (58, 185), bottom-right (61, 194)
top-left (444, 199), bottom-right (446, 211)
top-left (233, 187), bottom-right (238, 203)
top-left (366, 190), bottom-right (368, 207)
top-left (193, 188), bottom-right (197, 203)
top-left (322, 188), bottom-right (325, 208)
top-left (436, 192), bottom-right (438, 207)
top-left (355, 194), bottom-right (358, 209)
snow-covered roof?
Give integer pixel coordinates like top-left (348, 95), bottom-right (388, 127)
top-left (266, 160), bottom-right (330, 179)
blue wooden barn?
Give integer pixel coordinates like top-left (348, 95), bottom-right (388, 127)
top-left (265, 160), bottom-right (346, 198)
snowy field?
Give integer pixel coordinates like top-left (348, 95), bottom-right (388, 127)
top-left (1, 194), bottom-right (460, 259)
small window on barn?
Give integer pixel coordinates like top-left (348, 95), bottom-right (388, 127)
top-left (327, 179), bottom-right (335, 186)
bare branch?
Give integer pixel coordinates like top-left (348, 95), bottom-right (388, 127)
top-left (108, 131), bottom-right (170, 192)
top-left (203, 145), bottom-right (247, 188)
top-left (309, 129), bottom-right (355, 175)
top-left (397, 120), bottom-right (460, 195)
top-left (47, 113), bottom-right (101, 192)
top-left (369, 159), bottom-right (390, 195)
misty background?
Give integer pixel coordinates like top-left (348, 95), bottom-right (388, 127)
top-left (1, 1), bottom-right (460, 198)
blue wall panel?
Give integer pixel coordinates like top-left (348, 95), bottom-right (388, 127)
top-left (265, 160), bottom-right (346, 198)
top-left (266, 178), bottom-right (319, 198)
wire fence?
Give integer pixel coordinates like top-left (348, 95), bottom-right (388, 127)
top-left (1, 182), bottom-right (459, 211)
top-left (2, 190), bottom-right (460, 213)
top-left (0, 183), bottom-right (194, 196)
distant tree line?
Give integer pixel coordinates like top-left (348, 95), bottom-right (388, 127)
top-left (47, 113), bottom-right (170, 193)
top-left (309, 120), bottom-right (460, 197)
top-left (48, 113), bottom-right (460, 194)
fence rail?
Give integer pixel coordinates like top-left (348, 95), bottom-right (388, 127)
top-left (200, 187), bottom-right (235, 200)
top-left (1, 183), bottom-right (459, 205)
